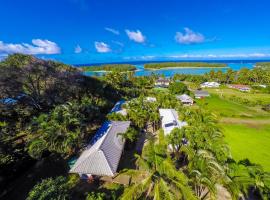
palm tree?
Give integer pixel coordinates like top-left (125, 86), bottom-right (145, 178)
top-left (120, 131), bottom-right (196, 200)
top-left (187, 150), bottom-right (225, 199)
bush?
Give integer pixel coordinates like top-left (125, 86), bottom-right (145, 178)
top-left (27, 176), bottom-right (71, 200)
top-left (168, 82), bottom-right (189, 95)
top-left (86, 192), bottom-right (106, 200)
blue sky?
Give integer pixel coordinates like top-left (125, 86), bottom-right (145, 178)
top-left (0, 0), bottom-right (270, 64)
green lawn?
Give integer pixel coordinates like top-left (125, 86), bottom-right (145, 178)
top-left (206, 88), bottom-right (270, 105)
top-left (196, 92), bottom-right (270, 171)
top-left (222, 123), bottom-right (270, 171)
top-left (197, 94), bottom-right (269, 118)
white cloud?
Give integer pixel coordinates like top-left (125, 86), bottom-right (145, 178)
top-left (0, 39), bottom-right (61, 55)
top-left (112, 40), bottom-right (124, 47)
top-left (125, 29), bottom-right (146, 43)
top-left (105, 27), bottom-right (120, 35)
top-left (94, 42), bottom-right (111, 53)
top-left (124, 55), bottom-right (156, 60)
top-left (175, 28), bottom-right (205, 44)
top-left (74, 45), bottom-right (82, 53)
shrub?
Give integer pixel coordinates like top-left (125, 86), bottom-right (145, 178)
top-left (27, 176), bottom-right (70, 200)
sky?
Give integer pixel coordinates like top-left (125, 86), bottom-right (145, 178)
top-left (0, 0), bottom-right (270, 64)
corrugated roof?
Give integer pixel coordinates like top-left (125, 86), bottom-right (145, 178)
top-left (70, 121), bottom-right (130, 176)
top-left (176, 94), bottom-right (193, 101)
top-left (195, 90), bottom-right (209, 96)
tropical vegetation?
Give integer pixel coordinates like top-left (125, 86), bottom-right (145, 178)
top-left (144, 62), bottom-right (227, 69)
top-left (81, 64), bottom-right (136, 72)
top-left (1, 54), bottom-right (270, 200)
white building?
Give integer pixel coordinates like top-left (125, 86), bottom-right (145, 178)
top-left (159, 109), bottom-right (187, 135)
top-left (200, 82), bottom-right (220, 88)
top-left (70, 121), bottom-right (130, 177)
top-left (155, 78), bottom-right (170, 88)
top-left (176, 94), bottom-right (194, 106)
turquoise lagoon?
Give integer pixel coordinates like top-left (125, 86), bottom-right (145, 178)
top-left (84, 62), bottom-right (255, 77)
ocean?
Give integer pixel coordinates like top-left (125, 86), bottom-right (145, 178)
top-left (76, 60), bottom-right (268, 77)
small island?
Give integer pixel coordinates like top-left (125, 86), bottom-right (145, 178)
top-left (144, 62), bottom-right (228, 69)
top-left (81, 64), bottom-right (137, 72)
top-left (256, 62), bottom-right (270, 69)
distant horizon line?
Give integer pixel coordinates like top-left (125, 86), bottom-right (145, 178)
top-left (73, 59), bottom-right (270, 66)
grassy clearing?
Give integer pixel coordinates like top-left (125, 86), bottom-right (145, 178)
top-left (206, 88), bottom-right (270, 105)
top-left (222, 123), bottom-right (270, 171)
top-left (197, 94), bottom-right (270, 118)
top-left (196, 92), bottom-right (270, 171)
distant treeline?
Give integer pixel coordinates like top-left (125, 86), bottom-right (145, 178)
top-left (256, 62), bottom-right (270, 69)
top-left (144, 62), bottom-right (227, 69)
top-left (81, 64), bottom-right (136, 72)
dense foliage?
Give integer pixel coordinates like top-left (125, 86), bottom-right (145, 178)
top-left (144, 62), bottom-right (227, 69)
top-left (168, 81), bottom-right (189, 94)
top-left (81, 64), bottom-right (136, 72)
top-left (26, 175), bottom-right (79, 200)
top-left (172, 68), bottom-right (270, 89)
top-left (0, 54), bottom-right (120, 195)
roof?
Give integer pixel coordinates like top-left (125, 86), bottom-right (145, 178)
top-left (70, 121), bottom-right (130, 176)
top-left (159, 109), bottom-right (187, 135)
top-left (176, 94), bottom-right (193, 102)
top-left (195, 90), bottom-right (209, 97)
top-left (110, 100), bottom-right (125, 113)
top-left (228, 84), bottom-right (250, 89)
top-left (201, 82), bottom-right (220, 87)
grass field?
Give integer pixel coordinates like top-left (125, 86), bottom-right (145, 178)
top-left (222, 123), bottom-right (270, 171)
top-left (197, 94), bottom-right (270, 118)
top-left (196, 91), bottom-right (270, 171)
top-left (206, 88), bottom-right (270, 105)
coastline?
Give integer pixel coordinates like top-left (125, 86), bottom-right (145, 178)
top-left (145, 66), bottom-right (230, 70)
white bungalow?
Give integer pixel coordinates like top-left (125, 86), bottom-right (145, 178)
top-left (159, 109), bottom-right (187, 135)
top-left (176, 94), bottom-right (194, 106)
top-left (70, 121), bottom-right (130, 177)
top-left (155, 78), bottom-right (170, 88)
top-left (200, 82), bottom-right (220, 88)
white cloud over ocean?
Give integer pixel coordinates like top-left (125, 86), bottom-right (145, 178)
top-left (0, 39), bottom-right (61, 55)
top-left (175, 28), bottom-right (205, 44)
top-left (125, 29), bottom-right (146, 43)
top-left (94, 41), bottom-right (111, 53)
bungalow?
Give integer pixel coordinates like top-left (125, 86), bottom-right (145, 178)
top-left (176, 94), bottom-right (193, 106)
top-left (159, 109), bottom-right (187, 135)
top-left (155, 77), bottom-right (170, 88)
top-left (70, 121), bottom-right (131, 177)
top-left (228, 84), bottom-right (251, 92)
top-left (200, 82), bottom-right (220, 88)
top-left (194, 90), bottom-right (210, 99)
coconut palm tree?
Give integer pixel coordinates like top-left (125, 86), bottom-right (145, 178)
top-left (120, 131), bottom-right (196, 200)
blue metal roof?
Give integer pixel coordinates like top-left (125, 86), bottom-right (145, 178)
top-left (89, 121), bottom-right (111, 145)
top-left (110, 100), bottom-right (125, 113)
top-left (88, 101), bottom-right (125, 146)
